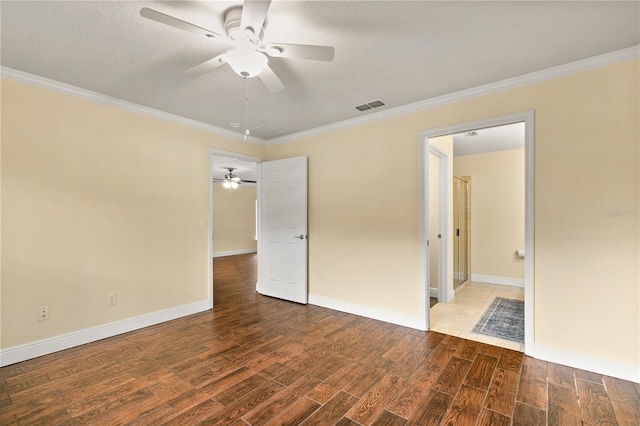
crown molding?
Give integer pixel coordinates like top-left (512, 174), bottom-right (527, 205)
top-left (0, 67), bottom-right (264, 145)
top-left (265, 45), bottom-right (640, 146)
top-left (3, 45), bottom-right (638, 147)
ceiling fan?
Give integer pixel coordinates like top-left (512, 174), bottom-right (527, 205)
top-left (213, 168), bottom-right (256, 189)
top-left (140, 0), bottom-right (335, 92)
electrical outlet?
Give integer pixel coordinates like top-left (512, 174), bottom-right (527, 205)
top-left (38, 306), bottom-right (49, 321)
top-left (108, 292), bottom-right (117, 306)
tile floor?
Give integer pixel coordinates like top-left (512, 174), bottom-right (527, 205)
top-left (429, 280), bottom-right (525, 351)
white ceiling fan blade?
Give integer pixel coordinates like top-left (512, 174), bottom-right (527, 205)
top-left (258, 65), bottom-right (285, 93)
top-left (185, 54), bottom-right (227, 76)
top-left (240, 0), bottom-right (272, 36)
top-left (140, 7), bottom-right (225, 40)
top-left (264, 43), bottom-right (335, 62)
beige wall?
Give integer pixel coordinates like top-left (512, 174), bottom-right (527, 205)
top-left (212, 184), bottom-right (257, 254)
top-left (1, 79), bottom-right (265, 349)
top-left (2, 59), bottom-right (638, 371)
top-left (454, 149), bottom-right (525, 280)
top-left (268, 60), bottom-right (639, 367)
top-left (266, 121), bottom-right (423, 316)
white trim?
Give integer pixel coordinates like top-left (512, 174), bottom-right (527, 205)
top-left (533, 343), bottom-right (640, 384)
top-left (212, 248), bottom-right (257, 258)
top-left (0, 67), bottom-right (263, 145)
top-left (309, 294), bottom-right (426, 331)
top-left (471, 274), bottom-right (525, 288)
top-left (419, 139), bottom-right (454, 332)
top-left (419, 110), bottom-right (535, 355)
top-left (209, 148), bottom-right (263, 164)
top-left (418, 137), bottom-right (429, 330)
top-left (266, 46), bottom-right (638, 146)
top-left (256, 164), bottom-right (263, 294)
top-left (429, 288), bottom-right (439, 298)
top-left (208, 149), bottom-right (215, 309)
top-left (430, 144), bottom-right (453, 304)
top-left (523, 111), bottom-right (535, 354)
top-left (3, 46), bottom-right (637, 148)
top-left (0, 300), bottom-right (210, 367)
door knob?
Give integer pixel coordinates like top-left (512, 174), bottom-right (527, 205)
top-left (294, 235), bottom-right (306, 239)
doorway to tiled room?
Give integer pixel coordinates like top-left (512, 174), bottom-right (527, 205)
top-left (425, 117), bottom-right (531, 352)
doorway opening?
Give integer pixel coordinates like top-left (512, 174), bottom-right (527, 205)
top-left (453, 175), bottom-right (470, 289)
top-left (420, 111), bottom-right (534, 353)
top-left (208, 148), bottom-right (261, 308)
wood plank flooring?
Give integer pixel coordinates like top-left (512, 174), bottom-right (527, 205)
top-left (1, 253), bottom-right (639, 425)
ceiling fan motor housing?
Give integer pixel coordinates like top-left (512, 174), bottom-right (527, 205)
top-left (224, 7), bottom-right (263, 43)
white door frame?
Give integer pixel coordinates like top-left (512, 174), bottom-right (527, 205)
top-left (428, 144), bottom-right (453, 304)
top-left (208, 147), bottom-right (262, 309)
top-left (419, 110), bottom-right (535, 353)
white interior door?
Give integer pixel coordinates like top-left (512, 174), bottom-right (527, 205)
top-left (258, 156), bottom-right (308, 304)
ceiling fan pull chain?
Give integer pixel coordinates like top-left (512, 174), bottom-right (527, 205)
top-left (244, 77), bottom-right (250, 141)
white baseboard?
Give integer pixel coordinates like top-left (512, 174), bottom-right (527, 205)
top-left (308, 294), bottom-right (426, 331)
top-left (533, 343), bottom-right (640, 383)
top-left (212, 248), bottom-right (257, 258)
top-left (429, 287), bottom-right (438, 298)
top-left (0, 299), bottom-right (210, 367)
top-left (471, 274), bottom-right (524, 288)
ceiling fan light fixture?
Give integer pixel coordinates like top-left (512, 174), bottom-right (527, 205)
top-left (223, 177), bottom-right (240, 189)
top-left (222, 168), bottom-right (242, 189)
top-left (223, 49), bottom-right (268, 77)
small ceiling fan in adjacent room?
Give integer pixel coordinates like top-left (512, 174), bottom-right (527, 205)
top-left (140, 0), bottom-right (335, 92)
top-left (213, 168), bottom-right (256, 189)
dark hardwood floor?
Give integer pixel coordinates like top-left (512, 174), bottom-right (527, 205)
top-left (2, 253), bottom-right (639, 425)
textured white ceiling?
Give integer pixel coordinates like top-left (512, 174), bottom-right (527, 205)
top-left (453, 122), bottom-right (524, 157)
top-left (2, 1), bottom-right (639, 141)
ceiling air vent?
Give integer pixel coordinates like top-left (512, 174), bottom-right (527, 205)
top-left (355, 100), bottom-right (386, 112)
top-left (250, 126), bottom-right (284, 139)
